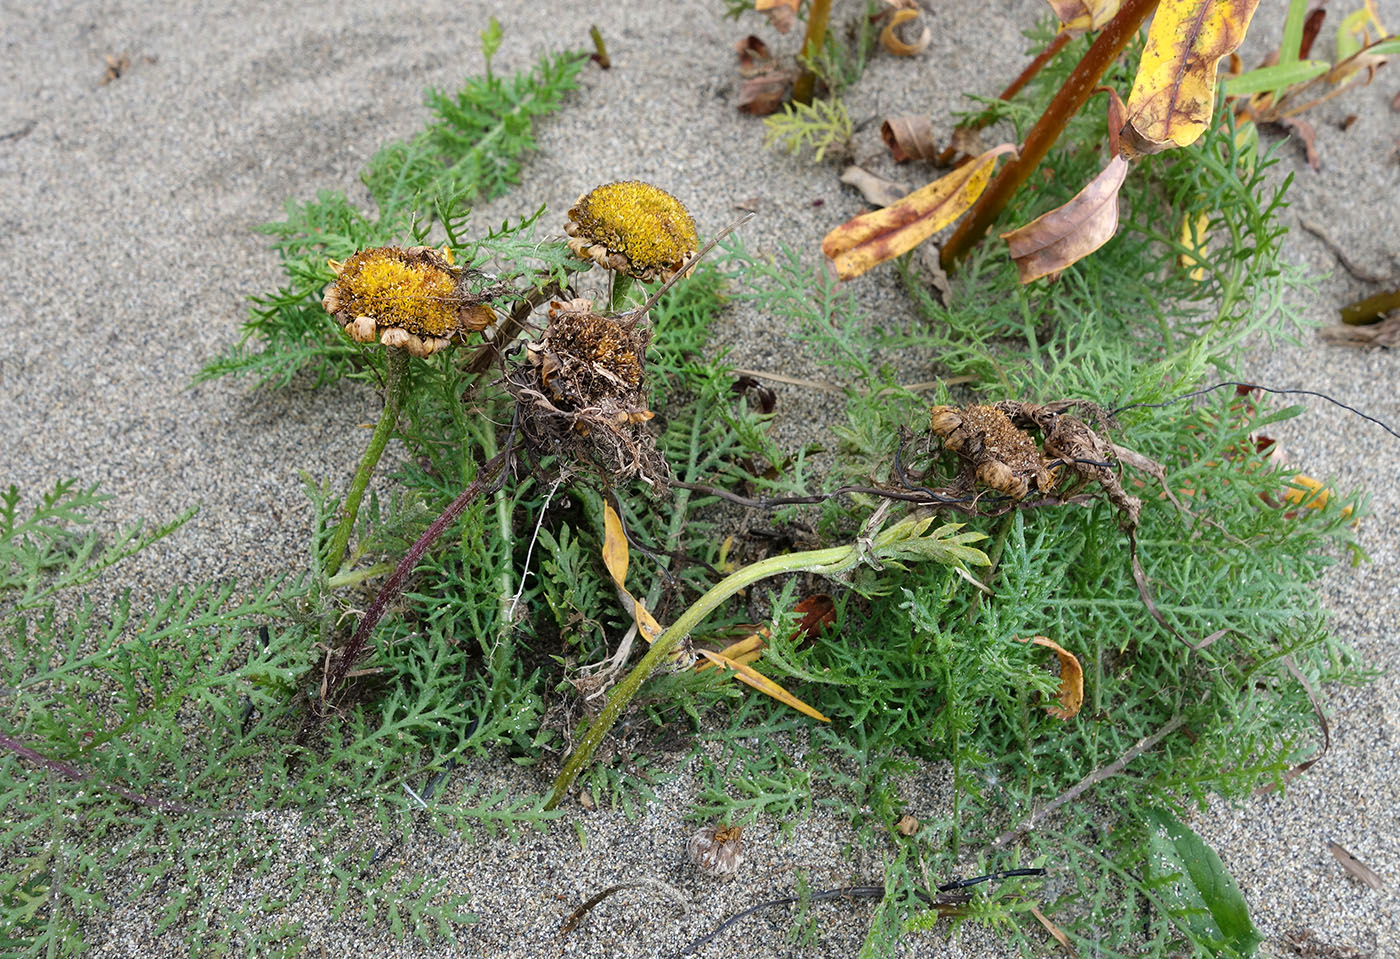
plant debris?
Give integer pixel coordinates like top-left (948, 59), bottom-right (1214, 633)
top-left (881, 114), bottom-right (938, 163)
top-left (1328, 842), bottom-right (1386, 891)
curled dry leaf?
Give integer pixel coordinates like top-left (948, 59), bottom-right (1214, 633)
top-left (738, 70), bottom-right (792, 115)
top-left (1328, 842), bottom-right (1386, 891)
top-left (602, 503), bottom-right (667, 646)
top-left (1124, 0), bottom-right (1262, 155)
top-left (735, 34), bottom-right (772, 73)
top-left (755, 0), bottom-right (799, 33)
top-left (822, 143), bottom-right (1016, 280)
top-left (1001, 153), bottom-right (1130, 284)
top-left (1017, 636), bottom-right (1084, 719)
top-left (1278, 115), bottom-right (1320, 170)
top-left (840, 165), bottom-right (911, 208)
top-left (895, 814), bottom-right (919, 836)
top-left (1322, 312), bottom-right (1400, 348)
top-left (881, 115), bottom-right (938, 163)
top-left (1047, 0), bottom-right (1124, 35)
top-left (881, 7), bottom-right (931, 56)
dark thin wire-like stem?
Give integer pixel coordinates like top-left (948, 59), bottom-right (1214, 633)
top-left (0, 733), bottom-right (192, 814)
top-left (1114, 381), bottom-right (1400, 440)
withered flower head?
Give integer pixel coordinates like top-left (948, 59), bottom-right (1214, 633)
top-left (929, 403), bottom-right (1059, 500)
top-left (686, 823), bottom-right (744, 880)
top-left (564, 180), bottom-right (700, 283)
top-left (321, 245), bottom-right (494, 358)
top-left (506, 298), bottom-right (666, 488)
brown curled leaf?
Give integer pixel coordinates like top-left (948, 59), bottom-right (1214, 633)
top-left (738, 69), bottom-right (793, 115)
top-left (1017, 636), bottom-right (1083, 719)
top-left (822, 143), bottom-right (1016, 280)
top-left (1030, 904), bottom-right (1078, 955)
top-left (1277, 115), bottom-right (1320, 170)
top-left (755, 0), bottom-right (799, 33)
top-left (1124, 0), bottom-right (1262, 155)
top-left (881, 8), bottom-right (930, 56)
top-left (840, 166), bottom-right (911, 208)
top-left (1001, 153), bottom-right (1130, 283)
top-left (881, 115), bottom-right (939, 163)
top-left (735, 35), bottom-right (772, 74)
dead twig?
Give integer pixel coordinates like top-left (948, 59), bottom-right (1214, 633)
top-left (989, 713), bottom-right (1187, 849)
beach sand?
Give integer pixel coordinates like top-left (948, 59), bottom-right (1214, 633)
top-left (1, 1), bottom-right (1396, 955)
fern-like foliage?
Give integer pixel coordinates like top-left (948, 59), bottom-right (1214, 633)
top-left (762, 96), bottom-right (852, 163)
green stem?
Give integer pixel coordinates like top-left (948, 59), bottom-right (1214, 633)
top-left (791, 0), bottom-right (832, 105)
top-left (940, 0), bottom-right (1160, 271)
top-left (325, 347), bottom-right (411, 575)
top-left (547, 534), bottom-right (876, 808)
top-left (546, 514), bottom-right (952, 808)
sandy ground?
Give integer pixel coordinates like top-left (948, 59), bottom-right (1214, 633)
top-left (1, 1), bottom-right (1397, 956)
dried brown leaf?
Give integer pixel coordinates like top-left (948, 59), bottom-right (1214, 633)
top-left (1299, 7), bottom-right (1326, 59)
top-left (840, 165), bottom-right (911, 208)
top-left (735, 34), bottom-right (772, 74)
top-left (881, 115), bottom-right (938, 163)
top-left (1328, 842), bottom-right (1386, 890)
top-left (738, 69), bottom-right (792, 115)
top-left (895, 814), bottom-right (919, 836)
top-left (755, 0), bottom-right (799, 32)
top-left (1322, 312), bottom-right (1400, 347)
top-left (1017, 636), bottom-right (1084, 719)
top-left (1125, 0), bottom-right (1262, 154)
top-left (1001, 154), bottom-right (1130, 283)
top-left (1278, 115), bottom-right (1321, 170)
top-left (881, 8), bottom-right (930, 56)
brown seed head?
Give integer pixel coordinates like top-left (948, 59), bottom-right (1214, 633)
top-left (687, 823), bottom-right (745, 880)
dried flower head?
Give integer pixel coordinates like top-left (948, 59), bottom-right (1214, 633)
top-left (506, 298), bottom-right (666, 487)
top-left (564, 180), bottom-right (700, 283)
top-left (929, 403), bottom-right (1059, 499)
top-left (686, 823), bottom-right (744, 880)
top-left (321, 245), bottom-right (494, 358)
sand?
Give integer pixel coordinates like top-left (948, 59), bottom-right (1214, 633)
top-left (1, 0), bottom-right (1397, 956)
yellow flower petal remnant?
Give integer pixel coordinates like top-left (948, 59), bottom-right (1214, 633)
top-left (564, 180), bottom-right (699, 283)
top-left (321, 246), bottom-right (494, 358)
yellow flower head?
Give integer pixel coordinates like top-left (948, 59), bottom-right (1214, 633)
top-left (321, 246), bottom-right (493, 358)
top-left (564, 181), bottom-right (699, 283)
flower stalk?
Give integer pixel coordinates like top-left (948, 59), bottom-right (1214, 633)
top-left (545, 513), bottom-right (988, 808)
top-left (324, 346), bottom-right (411, 576)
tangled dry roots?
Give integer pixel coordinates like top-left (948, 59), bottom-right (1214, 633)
top-left (505, 298), bottom-right (668, 488)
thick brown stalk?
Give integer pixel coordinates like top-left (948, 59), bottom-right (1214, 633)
top-left (940, 0), bottom-right (1160, 271)
top-left (321, 444), bottom-right (512, 706)
top-left (791, 0), bottom-right (833, 105)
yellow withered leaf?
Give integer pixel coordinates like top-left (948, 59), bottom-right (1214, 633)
top-left (1001, 154), bottom-right (1129, 284)
top-left (601, 502), bottom-right (664, 644)
top-left (1018, 636), bottom-right (1084, 719)
top-left (822, 144), bottom-right (1016, 280)
top-left (1125, 0), bottom-right (1261, 154)
top-left (695, 648), bottom-right (830, 723)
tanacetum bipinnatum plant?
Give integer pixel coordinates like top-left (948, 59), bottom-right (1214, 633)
top-left (1, 16), bottom-right (1373, 959)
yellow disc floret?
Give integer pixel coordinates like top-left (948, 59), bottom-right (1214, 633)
top-left (332, 247), bottom-right (458, 337)
top-left (564, 181), bottom-right (699, 282)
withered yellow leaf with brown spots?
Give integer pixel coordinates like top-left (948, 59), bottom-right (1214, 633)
top-left (1125, 0), bottom-right (1261, 154)
top-left (822, 144), bottom-right (1016, 280)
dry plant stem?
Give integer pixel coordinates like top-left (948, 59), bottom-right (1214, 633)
top-left (988, 712), bottom-right (1185, 849)
top-left (322, 444), bottom-right (512, 705)
top-left (0, 732), bottom-right (192, 814)
top-left (940, 0), bottom-right (1160, 271)
top-left (325, 346), bottom-right (411, 575)
top-left (791, 0), bottom-right (833, 105)
top-left (545, 515), bottom-right (942, 809)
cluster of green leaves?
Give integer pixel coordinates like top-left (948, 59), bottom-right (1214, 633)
top-left (682, 36), bottom-right (1364, 958)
